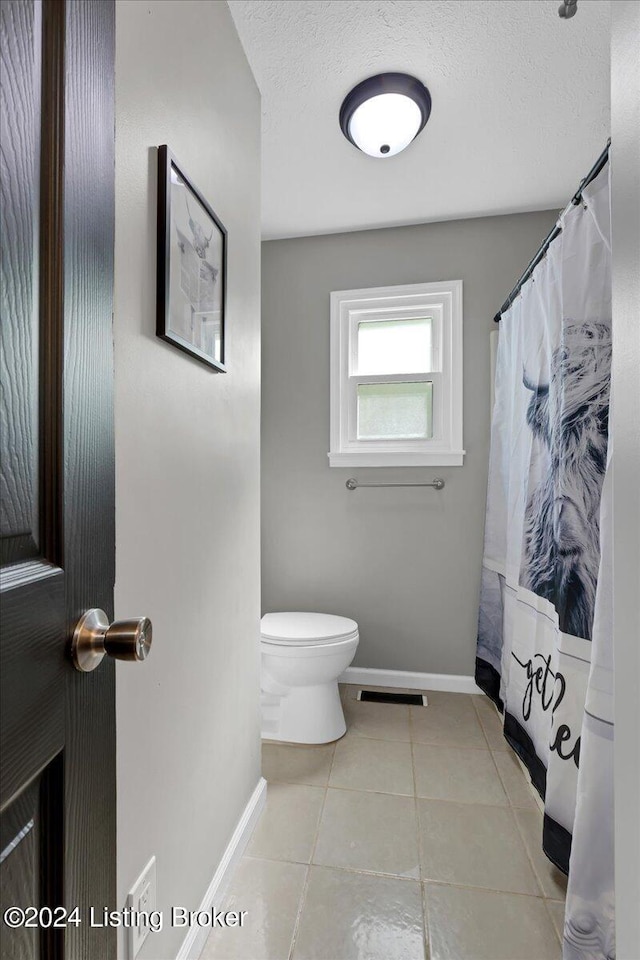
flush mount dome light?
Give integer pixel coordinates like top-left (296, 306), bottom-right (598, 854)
top-left (339, 72), bottom-right (432, 158)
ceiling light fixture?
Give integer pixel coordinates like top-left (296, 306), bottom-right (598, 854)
top-left (339, 72), bottom-right (432, 159)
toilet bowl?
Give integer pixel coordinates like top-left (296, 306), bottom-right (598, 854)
top-left (260, 612), bottom-right (359, 744)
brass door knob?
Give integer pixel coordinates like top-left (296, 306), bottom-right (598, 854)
top-left (71, 609), bottom-right (152, 672)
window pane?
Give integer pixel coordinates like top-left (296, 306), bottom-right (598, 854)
top-left (357, 317), bottom-right (432, 374)
top-left (357, 382), bottom-right (433, 440)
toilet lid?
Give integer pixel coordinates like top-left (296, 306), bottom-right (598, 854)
top-left (261, 612), bottom-right (358, 645)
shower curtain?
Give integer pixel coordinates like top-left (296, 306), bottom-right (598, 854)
top-left (476, 162), bottom-right (614, 960)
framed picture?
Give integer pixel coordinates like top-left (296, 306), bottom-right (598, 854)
top-left (156, 145), bottom-right (227, 372)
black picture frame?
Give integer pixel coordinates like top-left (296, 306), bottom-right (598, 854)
top-left (156, 145), bottom-right (227, 372)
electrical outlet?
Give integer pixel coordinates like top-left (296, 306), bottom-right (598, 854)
top-left (127, 856), bottom-right (157, 959)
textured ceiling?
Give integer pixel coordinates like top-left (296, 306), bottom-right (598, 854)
top-left (228, 0), bottom-right (610, 240)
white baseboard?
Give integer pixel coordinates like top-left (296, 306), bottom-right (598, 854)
top-left (176, 777), bottom-right (267, 960)
top-left (339, 666), bottom-right (483, 696)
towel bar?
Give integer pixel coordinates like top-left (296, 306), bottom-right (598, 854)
top-left (346, 478), bottom-right (445, 491)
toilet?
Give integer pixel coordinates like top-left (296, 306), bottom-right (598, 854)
top-left (260, 612), bottom-right (359, 744)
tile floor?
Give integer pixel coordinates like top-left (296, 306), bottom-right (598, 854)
top-left (202, 687), bottom-right (566, 960)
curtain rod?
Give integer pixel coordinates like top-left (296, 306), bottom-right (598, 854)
top-left (493, 139), bottom-right (611, 323)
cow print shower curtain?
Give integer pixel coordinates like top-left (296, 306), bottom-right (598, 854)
top-left (476, 162), bottom-right (614, 960)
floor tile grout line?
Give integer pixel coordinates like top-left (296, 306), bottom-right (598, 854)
top-left (472, 695), bottom-right (551, 808)
top-left (421, 878), bottom-right (431, 960)
top-left (265, 769), bottom-right (545, 805)
top-left (286, 743), bottom-right (336, 960)
top-left (510, 802), bottom-right (553, 900)
top-left (245, 853), bottom-right (423, 884)
top-left (471, 693), bottom-right (517, 756)
top-left (421, 876), bottom-right (562, 900)
top-left (542, 894), bottom-right (566, 947)
top-left (338, 731), bottom-right (413, 745)
top-left (285, 862), bottom-right (310, 960)
top-left (238, 852), bottom-right (562, 902)
top-left (270, 729), bottom-right (500, 753)
top-left (471, 696), bottom-right (543, 815)
top-left (351, 732), bottom-right (493, 750)
top-left (412, 740), bottom-right (494, 751)
top-left (484, 728), bottom-right (518, 809)
top-left (513, 806), bottom-right (568, 901)
top-left (471, 691), bottom-right (502, 749)
top-left (412, 739), bottom-right (492, 753)
top-left (409, 715), bottom-right (430, 960)
top-left (490, 748), bottom-right (542, 813)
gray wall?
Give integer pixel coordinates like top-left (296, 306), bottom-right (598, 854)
top-left (611, 2), bottom-right (640, 955)
top-left (262, 211), bottom-right (557, 676)
top-left (114, 3), bottom-right (261, 958)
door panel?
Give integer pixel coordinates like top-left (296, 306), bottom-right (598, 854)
top-left (1, 779), bottom-right (40, 960)
top-left (0, 760), bottom-right (64, 960)
top-left (0, 565), bottom-right (64, 809)
top-left (1, 1), bottom-right (116, 957)
top-left (0, 0), bottom-right (42, 565)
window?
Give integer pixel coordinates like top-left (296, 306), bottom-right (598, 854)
top-left (329, 280), bottom-right (464, 467)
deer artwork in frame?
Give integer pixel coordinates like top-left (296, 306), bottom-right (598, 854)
top-left (156, 145), bottom-right (227, 372)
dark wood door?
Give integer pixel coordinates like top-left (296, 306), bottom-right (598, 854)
top-left (1, 1), bottom-right (116, 957)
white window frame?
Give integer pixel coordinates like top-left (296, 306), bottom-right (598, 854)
top-left (329, 280), bottom-right (464, 467)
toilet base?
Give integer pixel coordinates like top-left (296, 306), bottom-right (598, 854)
top-left (261, 681), bottom-right (346, 744)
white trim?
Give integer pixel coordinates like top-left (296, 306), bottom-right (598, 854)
top-left (176, 777), bottom-right (267, 960)
top-left (328, 450), bottom-right (465, 467)
top-left (339, 666), bottom-right (483, 695)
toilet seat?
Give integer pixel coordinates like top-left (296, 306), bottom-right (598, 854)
top-left (261, 612), bottom-right (358, 646)
top-left (262, 634), bottom-right (358, 658)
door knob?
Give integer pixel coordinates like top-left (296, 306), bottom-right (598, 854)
top-left (71, 608), bottom-right (152, 672)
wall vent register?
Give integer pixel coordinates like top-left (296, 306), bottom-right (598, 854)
top-left (329, 281), bottom-right (464, 467)
top-left (358, 690), bottom-right (428, 706)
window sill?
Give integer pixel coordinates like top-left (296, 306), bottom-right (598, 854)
top-left (328, 450), bottom-right (465, 468)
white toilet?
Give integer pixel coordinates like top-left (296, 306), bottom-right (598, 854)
top-left (260, 612), bottom-right (359, 744)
